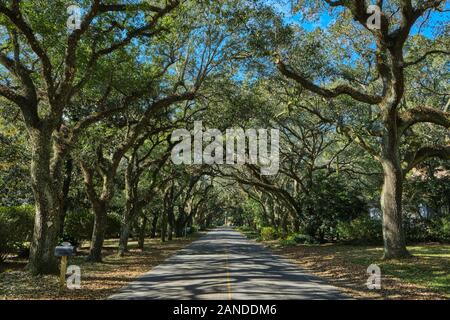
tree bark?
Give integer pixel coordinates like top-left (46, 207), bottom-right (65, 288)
top-left (80, 155), bottom-right (117, 262)
top-left (167, 205), bottom-right (175, 240)
top-left (380, 112), bottom-right (410, 259)
top-left (118, 197), bottom-right (135, 256)
top-left (27, 129), bottom-right (62, 275)
top-left (175, 219), bottom-right (184, 238)
top-left (161, 210), bottom-right (167, 242)
top-left (118, 153), bottom-right (136, 256)
top-left (150, 212), bottom-right (158, 238)
top-left (280, 210), bottom-right (288, 238)
top-left (87, 200), bottom-right (107, 262)
top-left (118, 212), bottom-right (132, 257)
top-left (138, 215), bottom-right (147, 251)
top-left (59, 158), bottom-right (73, 238)
top-left (167, 219), bottom-right (173, 241)
top-left (292, 213), bottom-right (300, 233)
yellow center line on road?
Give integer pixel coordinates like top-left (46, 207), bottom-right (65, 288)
top-left (225, 250), bottom-right (232, 300)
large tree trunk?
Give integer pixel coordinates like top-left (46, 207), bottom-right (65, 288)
top-left (118, 157), bottom-right (135, 256)
top-left (161, 210), bottom-right (167, 242)
top-left (205, 214), bottom-right (213, 229)
top-left (80, 160), bottom-right (116, 262)
top-left (138, 215), bottom-right (147, 251)
top-left (167, 220), bottom-right (173, 241)
top-left (175, 219), bottom-right (184, 238)
top-left (167, 207), bottom-right (174, 241)
top-left (380, 113), bottom-right (409, 259)
top-left (292, 214), bottom-right (300, 233)
top-left (118, 212), bottom-right (132, 256)
top-left (87, 200), bottom-right (107, 262)
top-left (175, 207), bottom-right (188, 237)
top-left (118, 198), bottom-right (135, 256)
top-left (280, 212), bottom-right (288, 238)
top-left (150, 212), bottom-right (158, 238)
top-left (28, 129), bottom-right (62, 275)
top-left (59, 158), bottom-right (73, 238)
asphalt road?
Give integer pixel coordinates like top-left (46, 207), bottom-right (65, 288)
top-left (109, 227), bottom-right (346, 300)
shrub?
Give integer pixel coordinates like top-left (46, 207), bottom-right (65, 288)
top-left (404, 216), bottom-right (431, 243)
top-left (0, 205), bottom-right (34, 261)
top-left (105, 212), bottom-right (122, 238)
top-left (64, 210), bottom-right (123, 243)
top-left (0, 223), bottom-right (9, 262)
top-left (279, 238), bottom-right (297, 246)
top-left (287, 233), bottom-right (318, 245)
top-left (63, 209), bottom-right (94, 244)
top-left (260, 226), bottom-right (278, 241)
top-left (429, 215), bottom-right (450, 243)
top-left (336, 216), bottom-right (382, 244)
top-left (237, 226), bottom-right (254, 233)
top-left (188, 225), bottom-right (199, 234)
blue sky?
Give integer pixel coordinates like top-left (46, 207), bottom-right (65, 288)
top-left (266, 0), bottom-right (449, 38)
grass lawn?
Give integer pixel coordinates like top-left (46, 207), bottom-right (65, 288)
top-left (0, 233), bottom-right (201, 300)
top-left (266, 241), bottom-right (450, 299)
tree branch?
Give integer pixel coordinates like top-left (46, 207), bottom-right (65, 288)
top-left (404, 50), bottom-right (450, 67)
top-left (68, 1), bottom-right (180, 98)
top-left (276, 58), bottom-right (382, 104)
top-left (0, 51), bottom-right (37, 104)
top-left (398, 106), bottom-right (450, 134)
top-left (0, 3), bottom-right (55, 97)
top-left (404, 145), bottom-right (450, 174)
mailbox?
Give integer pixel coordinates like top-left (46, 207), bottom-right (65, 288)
top-left (54, 245), bottom-right (75, 257)
top-left (55, 242), bottom-right (75, 294)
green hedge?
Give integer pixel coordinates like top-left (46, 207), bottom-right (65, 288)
top-left (106, 212), bottom-right (122, 238)
top-left (429, 215), bottom-right (450, 243)
top-left (279, 233), bottom-right (319, 246)
top-left (0, 205), bottom-right (34, 262)
top-left (63, 210), bottom-right (122, 245)
top-left (188, 225), bottom-right (199, 235)
top-left (260, 226), bottom-right (278, 241)
top-left (63, 209), bottom-right (94, 244)
top-left (336, 216), bottom-right (382, 244)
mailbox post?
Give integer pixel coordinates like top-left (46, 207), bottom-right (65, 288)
top-left (54, 242), bottom-right (75, 293)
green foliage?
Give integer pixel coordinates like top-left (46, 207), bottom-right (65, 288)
top-left (429, 215), bottom-right (450, 243)
top-left (63, 209), bottom-right (94, 244)
top-left (299, 172), bottom-right (368, 242)
top-left (279, 238), bottom-right (297, 246)
top-left (237, 226), bottom-right (254, 233)
top-left (260, 226), bottom-right (278, 241)
top-left (404, 216), bottom-right (431, 243)
top-left (403, 167), bottom-right (450, 244)
top-left (336, 216), bottom-right (382, 244)
top-left (0, 111), bottom-right (33, 206)
top-left (188, 225), bottom-right (199, 235)
top-left (279, 233), bottom-right (318, 246)
top-left (105, 212), bottom-right (122, 239)
top-left (0, 205), bottom-right (34, 261)
top-left (287, 233), bottom-right (318, 245)
top-left (64, 210), bottom-right (122, 244)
